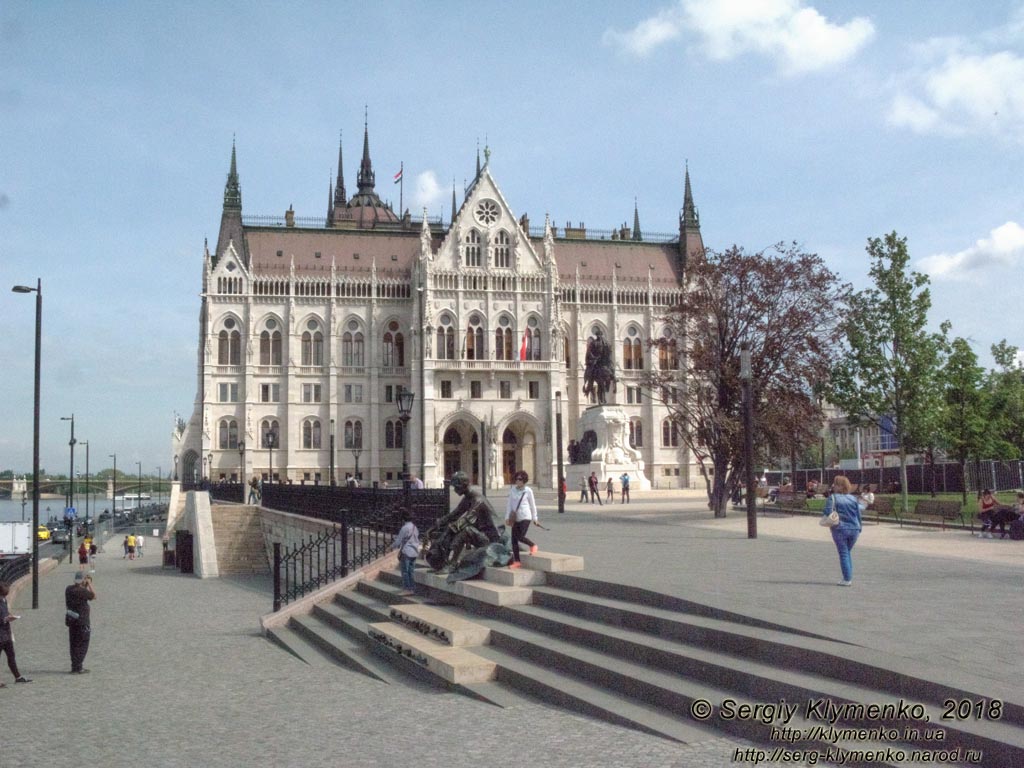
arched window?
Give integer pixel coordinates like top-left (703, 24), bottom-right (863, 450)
top-left (465, 229), bottom-right (481, 267)
top-left (629, 419), bottom-right (643, 448)
top-left (218, 419), bottom-right (239, 449)
top-left (659, 329), bottom-right (679, 370)
top-left (494, 230), bottom-right (511, 268)
top-left (344, 420), bottom-right (363, 449)
top-left (383, 320), bottom-right (404, 366)
top-left (218, 319), bottom-right (241, 365)
top-left (436, 314), bottom-right (456, 360)
top-left (353, 332), bottom-right (364, 366)
top-left (261, 419), bottom-right (280, 449)
top-left (661, 419), bottom-right (680, 447)
top-left (466, 314), bottom-right (484, 360)
top-left (495, 316), bottom-right (513, 360)
top-left (301, 419), bottom-right (321, 449)
top-left (259, 319), bottom-right (281, 365)
top-left (342, 332), bottom-right (353, 367)
top-left (623, 327), bottom-right (643, 370)
top-left (385, 419), bottom-right (405, 449)
top-left (443, 426), bottom-right (462, 445)
top-left (526, 316), bottom-right (541, 361)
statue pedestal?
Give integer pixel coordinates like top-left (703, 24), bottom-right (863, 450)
top-left (566, 406), bottom-right (650, 493)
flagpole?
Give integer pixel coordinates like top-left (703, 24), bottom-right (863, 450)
top-left (399, 161), bottom-right (404, 218)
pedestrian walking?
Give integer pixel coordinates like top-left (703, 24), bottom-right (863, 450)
top-left (506, 471), bottom-right (539, 568)
top-left (122, 536), bottom-right (129, 559)
top-left (392, 508), bottom-right (421, 595)
top-left (588, 472), bottom-right (603, 505)
top-left (89, 538), bottom-right (98, 563)
top-left (821, 475), bottom-right (866, 587)
top-left (605, 477), bottom-right (614, 503)
top-left (579, 477), bottom-right (588, 503)
top-left (65, 572), bottom-right (96, 674)
top-left (0, 582), bottom-right (31, 686)
top-left (136, 533), bottom-right (145, 558)
top-left (619, 473), bottom-right (631, 503)
top-left (247, 475), bottom-right (260, 504)
top-left (127, 533), bottom-right (136, 560)
top-left (77, 541), bottom-right (89, 571)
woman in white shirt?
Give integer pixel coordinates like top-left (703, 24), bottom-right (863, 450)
top-left (506, 471), bottom-right (539, 569)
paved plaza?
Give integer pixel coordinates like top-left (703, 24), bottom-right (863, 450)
top-left (3, 492), bottom-right (1021, 768)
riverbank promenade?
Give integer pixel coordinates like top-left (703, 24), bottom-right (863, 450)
top-left (4, 492), bottom-right (1020, 768)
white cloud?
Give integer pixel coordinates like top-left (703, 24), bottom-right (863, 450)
top-left (410, 170), bottom-right (443, 212)
top-left (888, 20), bottom-right (1024, 141)
top-left (603, 0), bottom-right (874, 74)
top-left (918, 221), bottom-right (1024, 279)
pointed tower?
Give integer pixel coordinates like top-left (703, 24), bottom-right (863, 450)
top-left (632, 198), bottom-right (643, 242)
top-left (475, 141), bottom-right (481, 180)
top-left (451, 180), bottom-right (457, 226)
top-left (334, 130), bottom-right (347, 207)
top-left (678, 164), bottom-right (704, 277)
top-left (327, 173), bottom-right (334, 224)
top-left (215, 139), bottom-right (247, 267)
top-left (344, 111), bottom-right (397, 228)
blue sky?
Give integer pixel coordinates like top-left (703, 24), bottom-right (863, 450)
top-left (2, 0), bottom-right (1023, 475)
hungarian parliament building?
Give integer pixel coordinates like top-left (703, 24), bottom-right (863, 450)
top-left (174, 124), bottom-right (703, 490)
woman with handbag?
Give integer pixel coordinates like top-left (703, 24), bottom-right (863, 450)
top-left (506, 471), bottom-right (539, 569)
top-left (821, 475), bottom-right (866, 587)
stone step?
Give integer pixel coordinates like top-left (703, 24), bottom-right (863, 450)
top-left (415, 570), bottom-right (532, 606)
top-left (519, 551), bottom-right (584, 572)
top-left (387, 603), bottom-right (492, 647)
top-left (480, 565), bottom-right (546, 587)
top-left (266, 624), bottom-right (346, 669)
top-left (367, 622), bottom-right (496, 685)
top-left (289, 612), bottom-right (401, 684)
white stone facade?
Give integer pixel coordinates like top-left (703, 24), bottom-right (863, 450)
top-left (174, 143), bottom-right (701, 491)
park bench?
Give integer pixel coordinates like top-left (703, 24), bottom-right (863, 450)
top-left (775, 492), bottom-right (807, 513)
top-left (912, 499), bottom-right (965, 530)
top-left (868, 496), bottom-right (898, 522)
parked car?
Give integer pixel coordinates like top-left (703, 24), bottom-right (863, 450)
top-left (36, 525), bottom-right (51, 542)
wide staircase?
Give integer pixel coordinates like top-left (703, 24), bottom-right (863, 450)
top-left (211, 505), bottom-right (268, 575)
top-left (267, 553), bottom-right (1024, 766)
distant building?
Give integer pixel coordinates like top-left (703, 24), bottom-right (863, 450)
top-left (173, 123), bottom-right (703, 489)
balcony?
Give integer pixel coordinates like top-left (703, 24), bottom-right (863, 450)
top-left (432, 359), bottom-right (549, 372)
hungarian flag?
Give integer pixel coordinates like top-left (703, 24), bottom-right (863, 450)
top-left (393, 167), bottom-right (402, 184)
top-left (519, 331), bottom-right (528, 361)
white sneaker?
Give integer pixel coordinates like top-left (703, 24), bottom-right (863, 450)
top-left (838, 580), bottom-right (852, 586)
top-left (984, 532), bottom-right (994, 539)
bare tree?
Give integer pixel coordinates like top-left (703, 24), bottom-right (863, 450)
top-left (647, 244), bottom-right (847, 516)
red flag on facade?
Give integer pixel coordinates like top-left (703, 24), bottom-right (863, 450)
top-left (519, 331), bottom-right (528, 361)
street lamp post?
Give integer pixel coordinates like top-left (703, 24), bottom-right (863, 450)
top-left (82, 440), bottom-right (89, 533)
top-left (238, 442), bottom-right (245, 490)
top-left (351, 449), bottom-right (362, 483)
top-left (208, 452), bottom-right (214, 483)
top-left (555, 391), bottom-right (565, 514)
top-left (740, 341), bottom-right (757, 540)
top-left (329, 419), bottom-right (336, 486)
top-left (109, 453), bottom-right (117, 539)
top-left (12, 280), bottom-right (42, 609)
top-left (479, 418), bottom-right (488, 496)
top-left (136, 461), bottom-right (142, 520)
top-left (60, 414), bottom-right (76, 560)
top-left (397, 391), bottom-right (415, 498)
top-left (267, 430), bottom-right (276, 484)
top-left (173, 453), bottom-right (179, 481)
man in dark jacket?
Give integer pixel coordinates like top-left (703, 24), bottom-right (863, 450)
top-left (65, 572), bottom-right (96, 674)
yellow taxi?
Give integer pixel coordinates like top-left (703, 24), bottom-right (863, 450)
top-left (37, 525), bottom-right (52, 541)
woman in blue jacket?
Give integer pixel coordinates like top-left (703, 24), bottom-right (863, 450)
top-left (823, 476), bottom-right (866, 586)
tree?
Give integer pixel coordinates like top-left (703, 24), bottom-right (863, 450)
top-left (986, 339), bottom-right (1024, 459)
top-left (647, 244), bottom-right (847, 517)
top-left (940, 338), bottom-right (990, 504)
top-left (828, 232), bottom-right (948, 515)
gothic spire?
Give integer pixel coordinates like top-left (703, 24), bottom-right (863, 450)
top-left (475, 139), bottom-right (481, 180)
top-left (451, 179), bottom-right (457, 225)
top-left (632, 197), bottom-right (642, 242)
top-left (334, 130), bottom-right (347, 206)
top-left (357, 109), bottom-right (376, 194)
top-left (223, 138), bottom-right (242, 210)
top-left (327, 173), bottom-right (334, 223)
top-left (681, 163), bottom-right (699, 230)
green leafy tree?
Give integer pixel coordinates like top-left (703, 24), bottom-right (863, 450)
top-left (828, 232), bottom-right (948, 515)
top-left (941, 338), bottom-right (990, 504)
top-left (648, 243), bottom-right (847, 517)
top-left (986, 340), bottom-right (1024, 458)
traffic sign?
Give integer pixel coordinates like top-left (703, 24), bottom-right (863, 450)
top-left (65, 507), bottom-right (76, 519)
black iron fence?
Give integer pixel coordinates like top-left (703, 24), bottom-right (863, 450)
top-left (260, 484), bottom-right (449, 611)
top-left (765, 459), bottom-right (1024, 495)
top-left (0, 554), bottom-right (30, 585)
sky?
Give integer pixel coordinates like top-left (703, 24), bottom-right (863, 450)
top-left (2, 0), bottom-right (1023, 476)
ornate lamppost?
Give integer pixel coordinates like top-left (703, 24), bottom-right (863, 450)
top-left (351, 448), bottom-right (362, 484)
top-left (329, 419), bottom-right (336, 486)
top-left (397, 391), bottom-right (415, 493)
top-left (556, 391), bottom-right (565, 514)
top-left (267, 429), bottom-right (277, 484)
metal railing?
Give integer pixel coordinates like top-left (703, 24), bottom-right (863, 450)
top-left (764, 459), bottom-right (1024, 495)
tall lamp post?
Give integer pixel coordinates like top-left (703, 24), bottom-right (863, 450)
top-left (479, 418), bottom-right (488, 496)
top-left (12, 280), bottom-right (42, 609)
top-left (137, 461), bottom-right (142, 519)
top-left (109, 453), bottom-right (117, 538)
top-left (208, 452), bottom-right (214, 483)
top-left (238, 441), bottom-right (245, 487)
top-left (397, 391), bottom-right (415, 494)
top-left (329, 419), bottom-right (336, 486)
top-left (351, 448), bottom-right (362, 483)
top-left (740, 341), bottom-right (757, 539)
top-left (173, 453), bottom-right (179, 481)
top-left (60, 414), bottom-right (76, 560)
top-left (82, 440), bottom-right (89, 532)
top-left (555, 391), bottom-right (565, 514)
top-left (267, 430), bottom-right (277, 484)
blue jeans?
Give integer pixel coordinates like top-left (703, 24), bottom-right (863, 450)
top-left (399, 554), bottom-right (416, 591)
top-left (831, 527), bottom-right (860, 581)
